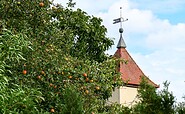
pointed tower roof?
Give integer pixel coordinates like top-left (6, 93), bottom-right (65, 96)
top-left (114, 47), bottom-right (159, 87)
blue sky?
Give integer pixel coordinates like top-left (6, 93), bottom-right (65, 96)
top-left (54, 0), bottom-right (185, 102)
top-left (131, 0), bottom-right (185, 24)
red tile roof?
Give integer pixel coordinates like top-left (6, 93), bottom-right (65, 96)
top-left (114, 47), bottom-right (159, 88)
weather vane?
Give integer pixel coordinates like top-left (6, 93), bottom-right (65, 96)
top-left (113, 7), bottom-right (128, 48)
top-left (113, 7), bottom-right (128, 30)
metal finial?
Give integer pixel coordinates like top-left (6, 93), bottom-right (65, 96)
top-left (119, 28), bottom-right (123, 33)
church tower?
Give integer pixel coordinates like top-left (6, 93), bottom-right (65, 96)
top-left (108, 7), bottom-right (158, 106)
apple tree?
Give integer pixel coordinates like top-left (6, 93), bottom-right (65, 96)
top-left (0, 0), bottom-right (124, 113)
top-left (0, 0), bottom-right (113, 62)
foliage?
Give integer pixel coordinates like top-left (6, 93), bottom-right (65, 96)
top-left (60, 84), bottom-right (84, 114)
top-left (102, 103), bottom-right (132, 114)
top-left (158, 81), bottom-right (175, 113)
top-left (132, 78), bottom-right (175, 114)
top-left (0, 0), bottom-right (113, 62)
top-left (0, 0), bottom-right (122, 112)
top-left (175, 97), bottom-right (185, 114)
top-left (54, 8), bottom-right (114, 62)
top-left (0, 30), bottom-right (46, 113)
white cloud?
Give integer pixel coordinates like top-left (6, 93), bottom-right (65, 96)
top-left (146, 23), bottom-right (185, 49)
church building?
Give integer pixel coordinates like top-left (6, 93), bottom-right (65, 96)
top-left (108, 11), bottom-right (159, 106)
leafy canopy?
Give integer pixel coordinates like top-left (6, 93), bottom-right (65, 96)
top-left (0, 0), bottom-right (113, 62)
top-left (0, 0), bottom-right (123, 113)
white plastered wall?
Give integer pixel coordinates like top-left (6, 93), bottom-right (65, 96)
top-left (108, 86), bottom-right (138, 106)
